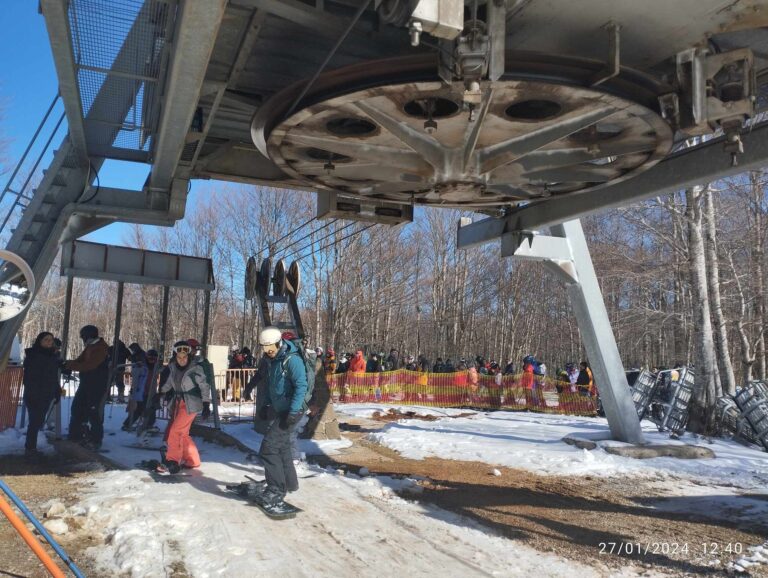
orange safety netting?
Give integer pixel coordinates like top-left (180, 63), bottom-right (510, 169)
top-left (0, 367), bottom-right (24, 431)
top-left (327, 369), bottom-right (598, 416)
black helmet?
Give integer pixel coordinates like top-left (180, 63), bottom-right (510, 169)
top-left (79, 325), bottom-right (99, 341)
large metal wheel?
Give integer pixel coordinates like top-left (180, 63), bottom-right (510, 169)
top-left (253, 53), bottom-right (673, 208)
top-left (258, 257), bottom-right (272, 298)
top-left (287, 261), bottom-right (301, 297)
top-left (245, 256), bottom-right (257, 300)
top-left (273, 259), bottom-right (287, 297)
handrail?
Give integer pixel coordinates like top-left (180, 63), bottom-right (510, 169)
top-left (0, 93), bottom-right (66, 237)
top-left (0, 478), bottom-right (85, 577)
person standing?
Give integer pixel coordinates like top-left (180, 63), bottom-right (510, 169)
top-left (254, 327), bottom-right (308, 515)
top-left (576, 361), bottom-right (594, 396)
top-left (348, 350), bottom-right (366, 373)
top-left (157, 340), bottom-right (212, 473)
top-left (66, 325), bottom-right (110, 450)
top-left (22, 332), bottom-right (61, 457)
top-left (122, 343), bottom-right (149, 431)
top-left (108, 340), bottom-right (131, 403)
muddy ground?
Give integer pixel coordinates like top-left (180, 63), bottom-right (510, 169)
top-left (313, 413), bottom-right (768, 578)
top-left (2, 411), bottom-right (766, 577)
top-left (0, 452), bottom-right (105, 578)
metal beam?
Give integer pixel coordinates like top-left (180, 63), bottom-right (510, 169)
top-left (39, 0), bottom-right (88, 165)
top-left (458, 122), bottom-right (768, 247)
top-left (184, 8), bottom-right (268, 175)
top-left (501, 233), bottom-right (572, 261)
top-left (233, 0), bottom-right (355, 35)
top-left (149, 0), bottom-right (228, 192)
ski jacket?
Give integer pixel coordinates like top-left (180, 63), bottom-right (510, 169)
top-left (262, 340), bottom-right (308, 415)
top-left (348, 351), bottom-right (366, 373)
top-left (66, 338), bottom-right (110, 395)
top-left (22, 346), bottom-right (60, 403)
top-left (160, 359), bottom-right (212, 414)
top-left (130, 357), bottom-right (149, 402)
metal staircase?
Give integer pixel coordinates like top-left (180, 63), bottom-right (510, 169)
top-left (0, 134), bottom-right (110, 353)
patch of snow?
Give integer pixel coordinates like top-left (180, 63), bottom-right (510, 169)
top-left (731, 540), bottom-right (768, 573)
top-left (360, 408), bottom-right (768, 490)
top-left (43, 518), bottom-right (69, 535)
top-left (0, 427), bottom-right (51, 455)
top-left (71, 460), bottom-right (606, 578)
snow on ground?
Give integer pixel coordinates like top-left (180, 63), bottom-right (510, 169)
top-left (28, 400), bottom-right (632, 578)
top-left (337, 404), bottom-right (768, 490)
top-left (0, 426), bottom-right (51, 455)
top-left (337, 403), bottom-right (768, 575)
top-left (10, 398), bottom-right (767, 576)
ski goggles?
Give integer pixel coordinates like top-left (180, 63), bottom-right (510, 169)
top-left (174, 345), bottom-right (192, 354)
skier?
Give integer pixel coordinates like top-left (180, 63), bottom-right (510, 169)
top-left (65, 325), bottom-right (110, 450)
top-left (235, 327), bottom-right (308, 516)
top-left (156, 340), bottom-right (212, 473)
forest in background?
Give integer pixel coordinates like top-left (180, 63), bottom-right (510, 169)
top-left (20, 172), bottom-right (768, 431)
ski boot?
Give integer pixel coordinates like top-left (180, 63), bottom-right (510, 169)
top-left (155, 460), bottom-right (181, 475)
top-left (226, 479), bottom-right (267, 500)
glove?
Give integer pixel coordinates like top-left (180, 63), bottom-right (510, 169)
top-left (164, 389), bottom-right (174, 403)
top-left (258, 404), bottom-right (270, 421)
top-left (201, 402), bottom-right (211, 420)
top-left (279, 411), bottom-right (302, 431)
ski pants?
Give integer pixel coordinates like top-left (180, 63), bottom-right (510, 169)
top-left (164, 400), bottom-right (201, 467)
top-left (24, 397), bottom-right (53, 450)
top-left (69, 386), bottom-right (108, 444)
top-left (259, 417), bottom-right (298, 497)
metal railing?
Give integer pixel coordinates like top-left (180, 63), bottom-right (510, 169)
top-left (0, 94), bottom-right (66, 238)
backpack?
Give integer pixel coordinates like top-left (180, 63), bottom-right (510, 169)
top-left (281, 338), bottom-right (316, 413)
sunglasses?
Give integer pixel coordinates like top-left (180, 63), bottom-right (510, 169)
top-left (174, 345), bottom-right (192, 354)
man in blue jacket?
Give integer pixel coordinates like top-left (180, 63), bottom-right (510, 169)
top-left (255, 326), bottom-right (308, 515)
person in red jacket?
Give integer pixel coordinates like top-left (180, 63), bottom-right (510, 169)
top-left (348, 350), bottom-right (366, 373)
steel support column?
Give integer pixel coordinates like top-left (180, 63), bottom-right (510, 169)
top-left (458, 217), bottom-right (645, 444)
top-left (545, 220), bottom-right (644, 444)
top-left (109, 282), bottom-right (125, 401)
top-left (159, 286), bottom-right (170, 362)
top-left (202, 290), bottom-right (220, 430)
top-left (57, 276), bottom-right (75, 439)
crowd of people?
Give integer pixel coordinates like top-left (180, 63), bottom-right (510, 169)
top-left (20, 325), bottom-right (309, 517)
top-left (317, 348), bottom-right (596, 396)
top-left (21, 325), bottom-right (605, 516)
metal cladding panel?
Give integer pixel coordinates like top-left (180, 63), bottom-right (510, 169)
top-left (61, 241), bottom-right (214, 290)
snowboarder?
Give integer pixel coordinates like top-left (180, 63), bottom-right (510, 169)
top-left (236, 326), bottom-right (308, 517)
top-left (156, 340), bottom-right (212, 473)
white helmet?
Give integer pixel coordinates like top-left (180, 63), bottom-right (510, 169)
top-left (258, 326), bottom-right (282, 346)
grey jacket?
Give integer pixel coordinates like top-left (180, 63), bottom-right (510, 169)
top-left (159, 359), bottom-right (212, 414)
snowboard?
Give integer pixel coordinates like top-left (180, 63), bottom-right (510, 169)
top-left (250, 496), bottom-right (302, 520)
top-left (125, 443), bottom-right (165, 451)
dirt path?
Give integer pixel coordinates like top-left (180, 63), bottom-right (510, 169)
top-left (0, 452), bottom-right (107, 578)
top-left (310, 415), bottom-right (768, 577)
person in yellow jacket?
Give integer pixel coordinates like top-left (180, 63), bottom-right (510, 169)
top-left (576, 361), bottom-right (594, 396)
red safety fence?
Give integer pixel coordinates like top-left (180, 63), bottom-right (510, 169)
top-left (327, 369), bottom-right (598, 416)
top-left (0, 367), bottom-right (24, 431)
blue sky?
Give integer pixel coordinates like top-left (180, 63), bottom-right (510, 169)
top-left (0, 0), bottom-right (208, 246)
